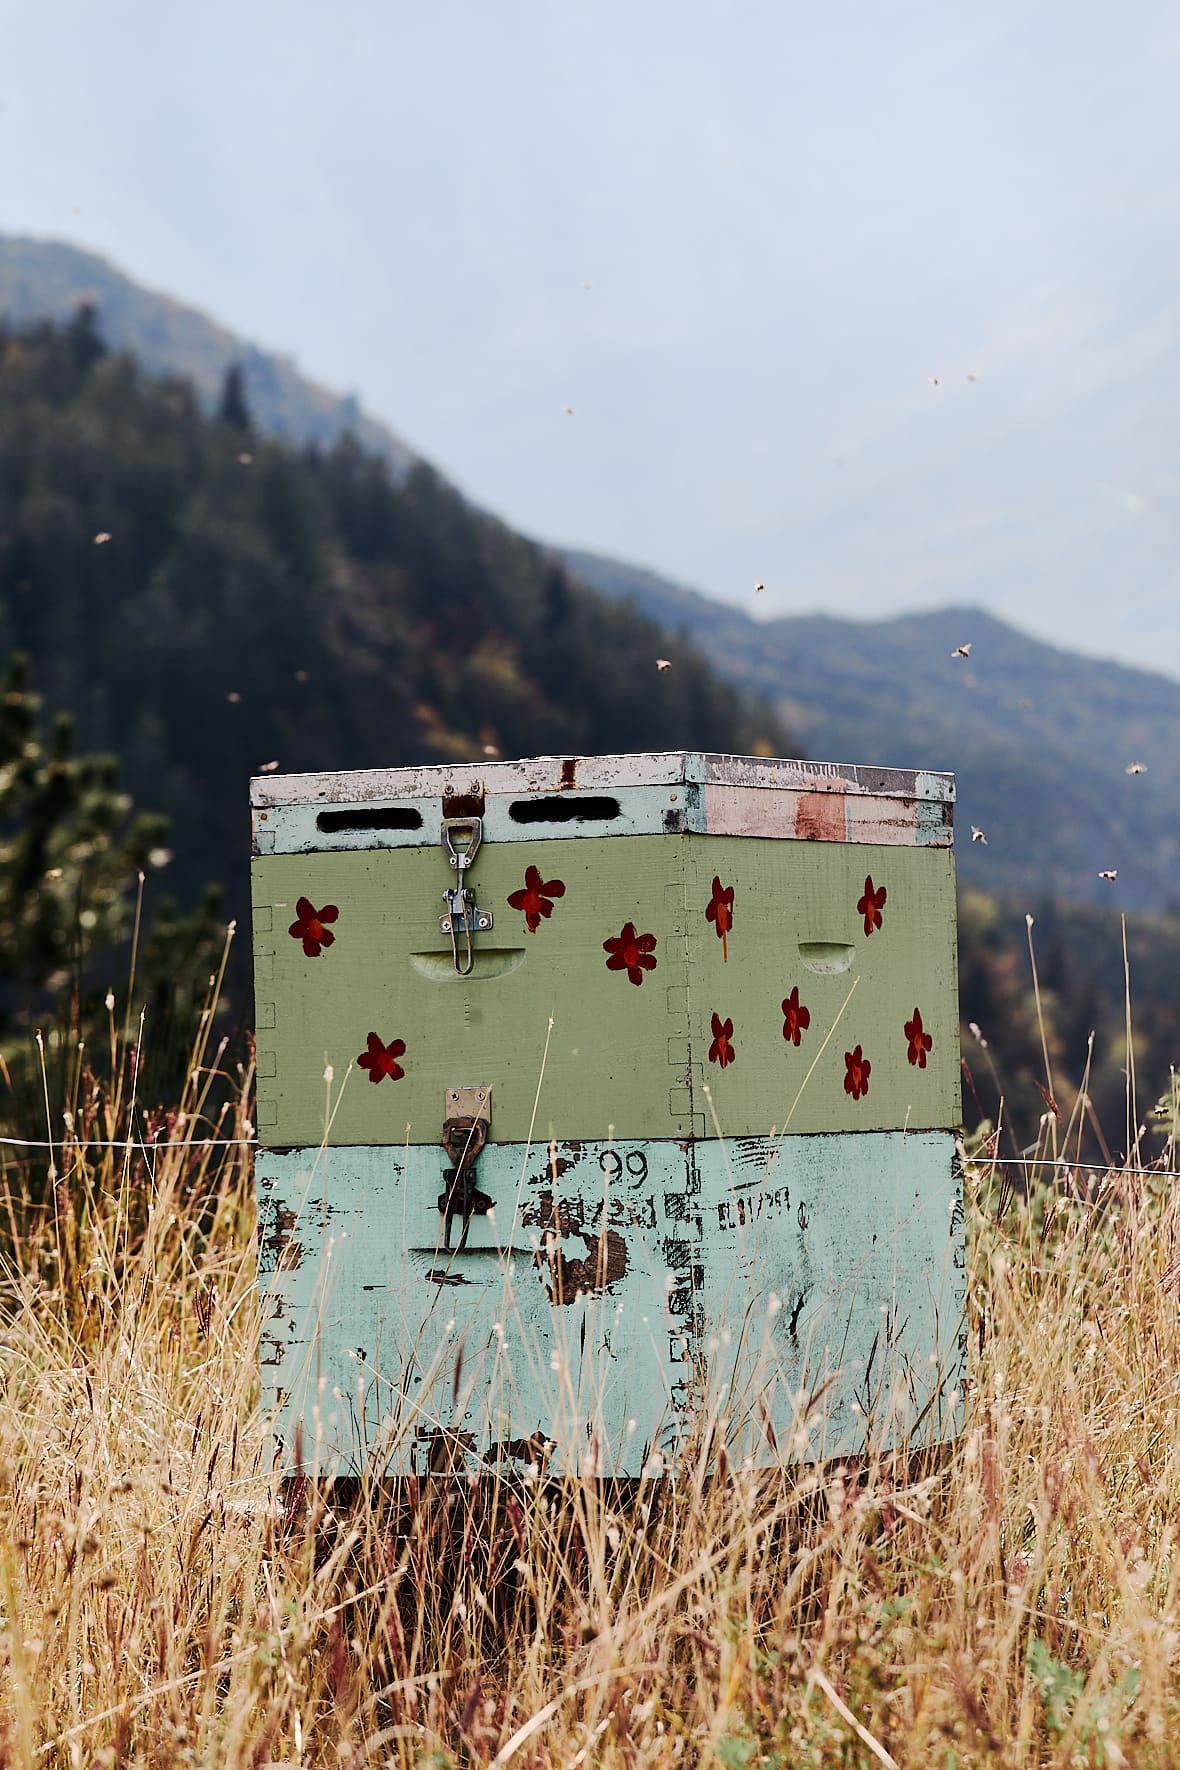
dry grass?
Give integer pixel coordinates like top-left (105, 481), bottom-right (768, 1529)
top-left (4, 1002), bottom-right (1180, 1766)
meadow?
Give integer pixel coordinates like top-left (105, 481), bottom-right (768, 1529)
top-left (3, 963), bottom-right (1180, 1769)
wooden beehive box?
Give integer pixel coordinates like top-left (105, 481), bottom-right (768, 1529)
top-left (252, 752), bottom-right (964, 1476)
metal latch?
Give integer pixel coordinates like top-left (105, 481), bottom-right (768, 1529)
top-left (438, 1085), bottom-right (492, 1250)
top-left (440, 817), bottom-right (493, 975)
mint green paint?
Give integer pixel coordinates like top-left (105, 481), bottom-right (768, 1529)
top-left (694, 1130), bottom-right (964, 1462)
top-left (253, 835), bottom-right (958, 1147)
top-left (258, 1131), bottom-right (962, 1475)
top-left (257, 1136), bottom-right (694, 1476)
top-left (255, 782), bottom-right (692, 855)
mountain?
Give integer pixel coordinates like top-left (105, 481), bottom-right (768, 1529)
top-left (0, 235), bottom-right (417, 479)
top-left (0, 316), bottom-right (784, 933)
top-left (4, 233), bottom-right (1180, 911)
top-left (567, 552), bottom-right (1180, 911)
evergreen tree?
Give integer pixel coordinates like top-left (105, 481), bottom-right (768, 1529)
top-left (0, 315), bottom-right (788, 943)
top-left (64, 301), bottom-right (106, 377)
top-left (0, 653), bottom-right (166, 1000)
top-left (0, 654), bottom-right (225, 1114)
top-left (217, 362), bottom-right (252, 431)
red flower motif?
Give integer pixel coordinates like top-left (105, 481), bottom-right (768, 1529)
top-left (507, 864), bottom-right (566, 933)
top-left (857, 874), bottom-right (887, 937)
top-left (357, 1031), bottom-right (406, 1084)
top-left (781, 986), bottom-right (811, 1047)
top-left (708, 1012), bottom-right (736, 1068)
top-left (905, 1007), bottom-right (933, 1069)
top-left (603, 921), bottom-right (658, 986)
top-left (705, 875), bottom-right (735, 960)
top-left (288, 895), bottom-right (339, 957)
top-left (844, 1044), bottom-right (871, 1100)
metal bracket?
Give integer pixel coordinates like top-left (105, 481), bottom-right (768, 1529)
top-left (439, 896), bottom-right (493, 937)
top-left (438, 1085), bottom-right (493, 1249)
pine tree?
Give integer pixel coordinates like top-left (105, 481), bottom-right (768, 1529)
top-left (0, 654), bottom-right (228, 1130)
top-left (64, 301), bottom-right (106, 376)
top-left (217, 362), bottom-right (252, 431)
top-left (0, 653), bottom-right (166, 999)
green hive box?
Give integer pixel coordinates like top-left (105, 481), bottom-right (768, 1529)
top-left (252, 752), bottom-right (965, 1476)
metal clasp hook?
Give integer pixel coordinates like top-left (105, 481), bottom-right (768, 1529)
top-left (442, 816), bottom-right (482, 874)
top-left (438, 1086), bottom-right (492, 1252)
top-left (440, 818), bottom-right (493, 975)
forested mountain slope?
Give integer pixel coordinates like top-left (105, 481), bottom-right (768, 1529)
top-left (0, 317), bottom-right (784, 921)
top-left (570, 550), bottom-right (1180, 912)
top-left (0, 234), bottom-right (417, 475)
top-left (7, 234), bottom-right (1179, 912)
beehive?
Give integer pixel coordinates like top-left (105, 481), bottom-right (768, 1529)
top-left (252, 752), bottom-right (964, 1476)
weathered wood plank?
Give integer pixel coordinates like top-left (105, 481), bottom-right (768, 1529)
top-left (258, 1131), bottom-right (962, 1475)
top-left (255, 779), bottom-right (953, 856)
top-left (251, 751), bottom-right (955, 814)
top-left (253, 836), bottom-right (958, 1147)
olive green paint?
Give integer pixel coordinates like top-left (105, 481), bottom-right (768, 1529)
top-left (682, 836), bottom-right (960, 1137)
top-left (253, 834), bottom-right (958, 1147)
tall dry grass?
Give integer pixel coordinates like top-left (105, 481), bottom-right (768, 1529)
top-left (3, 969), bottom-right (1180, 1765)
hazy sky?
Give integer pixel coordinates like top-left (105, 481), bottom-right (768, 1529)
top-left (4, 0), bottom-right (1179, 672)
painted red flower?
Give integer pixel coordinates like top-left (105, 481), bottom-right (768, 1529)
top-left (705, 875), bottom-right (735, 960)
top-left (844, 1044), bottom-right (871, 1100)
top-left (357, 1031), bottom-right (406, 1084)
top-left (781, 986), bottom-right (811, 1047)
top-left (603, 921), bottom-right (658, 986)
top-left (905, 1007), bottom-right (933, 1069)
top-left (708, 1012), bottom-right (736, 1068)
top-left (507, 864), bottom-right (566, 933)
top-left (857, 874), bottom-right (887, 937)
top-left (288, 895), bottom-right (339, 957)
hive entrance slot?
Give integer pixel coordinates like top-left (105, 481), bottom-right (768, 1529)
top-left (315, 806), bottom-right (423, 833)
top-left (410, 949), bottom-right (525, 982)
top-left (509, 795), bottom-right (621, 825)
top-left (798, 941), bottom-right (855, 975)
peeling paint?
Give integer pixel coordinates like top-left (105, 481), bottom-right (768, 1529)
top-left (485, 1431), bottom-right (556, 1466)
top-left (540, 1226), bottom-right (629, 1304)
top-left (252, 747), bottom-right (961, 1477)
top-left (414, 1428), bottom-right (476, 1475)
top-left (259, 1203), bottom-right (303, 1275)
top-left (255, 1130), bottom-right (962, 1473)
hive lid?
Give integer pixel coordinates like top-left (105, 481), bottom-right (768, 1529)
top-left (251, 751), bottom-right (956, 855)
top-left (251, 750), bottom-right (955, 808)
